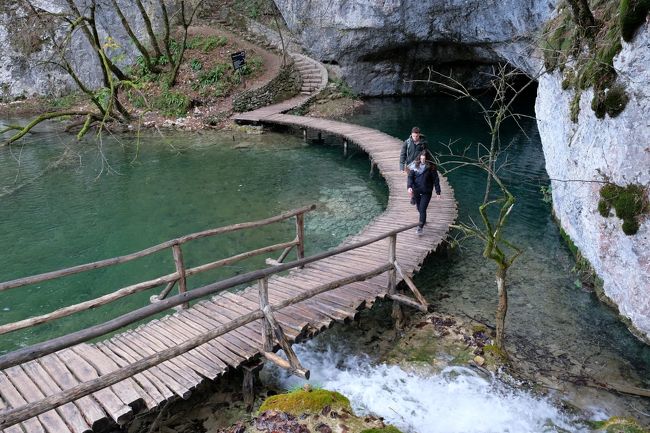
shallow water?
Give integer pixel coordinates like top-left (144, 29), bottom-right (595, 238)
top-left (0, 124), bottom-right (387, 353)
top-left (262, 95), bottom-right (650, 429)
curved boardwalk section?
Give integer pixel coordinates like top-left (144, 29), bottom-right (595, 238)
top-left (0, 56), bottom-right (456, 433)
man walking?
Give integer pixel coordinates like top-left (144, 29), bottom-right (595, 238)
top-left (400, 127), bottom-right (428, 172)
top-left (400, 127), bottom-right (428, 204)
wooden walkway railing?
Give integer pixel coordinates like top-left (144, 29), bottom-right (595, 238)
top-left (1, 54), bottom-right (457, 433)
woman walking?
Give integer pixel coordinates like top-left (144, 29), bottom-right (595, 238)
top-left (407, 151), bottom-right (441, 234)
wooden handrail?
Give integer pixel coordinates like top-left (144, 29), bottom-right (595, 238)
top-left (0, 204), bottom-right (316, 293)
top-left (0, 222), bottom-right (418, 370)
top-left (0, 238), bottom-right (301, 336)
top-left (0, 263), bottom-right (392, 429)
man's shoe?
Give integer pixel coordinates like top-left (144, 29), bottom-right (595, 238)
top-left (416, 227), bottom-right (423, 235)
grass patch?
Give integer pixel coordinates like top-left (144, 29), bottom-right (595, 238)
top-left (186, 35), bottom-right (228, 52)
top-left (258, 389), bottom-right (351, 415)
top-left (151, 90), bottom-right (190, 117)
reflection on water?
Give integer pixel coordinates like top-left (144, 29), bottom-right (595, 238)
top-left (0, 126), bottom-right (387, 353)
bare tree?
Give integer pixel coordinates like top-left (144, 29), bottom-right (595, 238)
top-left (410, 65), bottom-right (542, 349)
top-left (2, 0), bottom-right (206, 146)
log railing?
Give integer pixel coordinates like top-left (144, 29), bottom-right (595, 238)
top-left (0, 221), bottom-right (430, 429)
top-left (0, 205), bottom-right (314, 336)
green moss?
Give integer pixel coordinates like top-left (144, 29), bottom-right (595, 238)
top-left (620, 0), bottom-right (650, 42)
top-left (483, 344), bottom-right (508, 363)
top-left (605, 83), bottom-right (629, 117)
top-left (360, 426), bottom-right (403, 433)
top-left (258, 389), bottom-right (351, 415)
top-left (450, 349), bottom-right (474, 365)
top-left (598, 199), bottom-right (612, 217)
top-left (472, 324), bottom-right (487, 334)
top-left (588, 416), bottom-right (648, 433)
top-left (570, 90), bottom-right (582, 123)
top-left (152, 90), bottom-right (191, 117)
top-left (542, 0), bottom-right (630, 118)
top-left (599, 183), bottom-right (648, 235)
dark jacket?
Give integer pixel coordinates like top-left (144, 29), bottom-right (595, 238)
top-left (400, 136), bottom-right (428, 170)
top-left (408, 163), bottom-right (441, 195)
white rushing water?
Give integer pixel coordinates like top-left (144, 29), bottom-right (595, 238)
top-left (263, 342), bottom-right (599, 433)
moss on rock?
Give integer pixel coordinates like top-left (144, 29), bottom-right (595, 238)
top-left (588, 416), bottom-right (648, 433)
top-left (258, 389), bottom-right (351, 415)
top-left (360, 427), bottom-right (403, 433)
top-left (620, 0), bottom-right (650, 42)
top-left (598, 183), bottom-right (648, 235)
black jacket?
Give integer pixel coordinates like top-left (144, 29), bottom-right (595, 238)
top-left (408, 163), bottom-right (441, 195)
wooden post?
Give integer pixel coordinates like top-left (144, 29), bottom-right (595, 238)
top-left (387, 234), bottom-right (404, 330)
top-left (387, 234), bottom-right (396, 295)
top-left (370, 160), bottom-right (375, 176)
top-left (295, 214), bottom-right (305, 268)
top-left (242, 360), bottom-right (263, 411)
top-left (172, 244), bottom-right (189, 309)
top-left (343, 140), bottom-right (348, 157)
top-left (258, 277), bottom-right (274, 351)
top-left (303, 129), bottom-right (307, 143)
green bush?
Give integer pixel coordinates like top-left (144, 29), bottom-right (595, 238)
top-left (152, 90), bottom-right (190, 117)
top-left (197, 64), bottom-right (229, 88)
top-left (620, 0), bottom-right (650, 42)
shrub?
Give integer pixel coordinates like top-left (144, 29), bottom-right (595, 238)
top-left (152, 90), bottom-right (190, 117)
top-left (187, 35), bottom-right (228, 52)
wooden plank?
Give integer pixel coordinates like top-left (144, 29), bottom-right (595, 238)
top-left (199, 301), bottom-right (267, 347)
top-left (0, 390), bottom-right (25, 433)
top-left (55, 350), bottom-right (133, 425)
top-left (174, 311), bottom-right (250, 365)
top-left (146, 320), bottom-right (221, 379)
top-left (21, 361), bottom-right (92, 433)
top-left (97, 341), bottom-right (178, 402)
top-left (164, 315), bottom-right (231, 370)
top-left (2, 367), bottom-right (66, 433)
top-left (119, 331), bottom-right (201, 387)
top-left (223, 292), bottom-right (308, 335)
top-left (108, 336), bottom-right (192, 399)
top-left (172, 313), bottom-right (243, 368)
top-left (92, 343), bottom-right (163, 410)
top-left (38, 353), bottom-right (110, 433)
top-left (70, 345), bottom-right (145, 413)
top-left (190, 304), bottom-right (259, 357)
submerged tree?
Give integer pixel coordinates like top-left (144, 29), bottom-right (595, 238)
top-left (1, 0), bottom-right (204, 145)
top-left (413, 65), bottom-right (540, 349)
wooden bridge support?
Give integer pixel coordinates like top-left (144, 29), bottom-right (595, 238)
top-left (242, 360), bottom-right (263, 411)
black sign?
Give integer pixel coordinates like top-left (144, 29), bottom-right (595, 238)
top-left (231, 51), bottom-right (246, 71)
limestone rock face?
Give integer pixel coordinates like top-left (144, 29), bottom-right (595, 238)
top-left (0, 0), bottom-right (170, 101)
top-left (535, 26), bottom-right (650, 342)
top-left (274, 0), bottom-right (557, 95)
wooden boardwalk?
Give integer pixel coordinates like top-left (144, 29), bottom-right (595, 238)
top-left (0, 56), bottom-right (456, 433)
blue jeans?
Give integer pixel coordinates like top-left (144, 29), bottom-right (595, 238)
top-left (414, 191), bottom-right (432, 228)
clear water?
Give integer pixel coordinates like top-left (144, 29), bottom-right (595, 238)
top-left (2, 94), bottom-right (650, 431)
top-left (262, 94), bottom-right (650, 430)
top-left (0, 124), bottom-right (387, 353)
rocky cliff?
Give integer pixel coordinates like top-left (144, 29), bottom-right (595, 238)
top-left (0, 0), bottom-right (168, 101)
top-left (273, 0), bottom-right (557, 95)
top-left (535, 25), bottom-right (650, 342)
